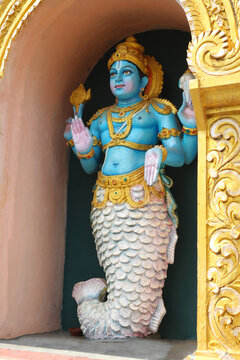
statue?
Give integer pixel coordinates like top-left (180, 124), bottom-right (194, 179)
top-left (64, 36), bottom-right (197, 340)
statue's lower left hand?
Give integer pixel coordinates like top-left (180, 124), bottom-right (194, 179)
top-left (144, 147), bottom-right (162, 186)
top-left (71, 117), bottom-right (93, 154)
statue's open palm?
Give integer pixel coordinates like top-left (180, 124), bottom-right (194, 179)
top-left (71, 117), bottom-right (93, 154)
top-left (144, 147), bottom-right (162, 186)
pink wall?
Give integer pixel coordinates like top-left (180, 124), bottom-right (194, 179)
top-left (0, 0), bottom-right (188, 338)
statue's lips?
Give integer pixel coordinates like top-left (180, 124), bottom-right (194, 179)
top-left (115, 84), bottom-right (125, 89)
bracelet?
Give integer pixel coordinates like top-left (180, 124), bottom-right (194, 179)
top-left (155, 145), bottom-right (168, 162)
top-left (77, 147), bottom-right (95, 159)
top-left (182, 126), bottom-right (197, 135)
top-left (66, 139), bottom-right (74, 147)
top-left (158, 127), bottom-right (181, 140)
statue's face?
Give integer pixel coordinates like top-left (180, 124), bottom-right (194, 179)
top-left (110, 60), bottom-right (144, 100)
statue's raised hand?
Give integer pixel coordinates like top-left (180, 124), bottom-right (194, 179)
top-left (178, 71), bottom-right (196, 128)
top-left (144, 147), bottom-right (162, 186)
top-left (71, 116), bottom-right (93, 154)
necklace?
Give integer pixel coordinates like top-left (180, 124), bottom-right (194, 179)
top-left (112, 100), bottom-right (148, 117)
top-left (107, 102), bottom-right (145, 140)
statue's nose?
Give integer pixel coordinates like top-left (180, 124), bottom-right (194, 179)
top-left (115, 73), bottom-right (123, 83)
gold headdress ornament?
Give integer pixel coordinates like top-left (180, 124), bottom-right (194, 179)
top-left (107, 36), bottom-right (164, 99)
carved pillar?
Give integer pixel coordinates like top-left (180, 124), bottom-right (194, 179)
top-left (178, 0), bottom-right (240, 358)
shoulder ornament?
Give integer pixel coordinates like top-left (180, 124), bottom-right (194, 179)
top-left (149, 98), bottom-right (177, 115)
top-left (87, 107), bottom-right (108, 127)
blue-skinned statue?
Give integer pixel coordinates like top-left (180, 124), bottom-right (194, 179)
top-left (64, 36), bottom-right (197, 340)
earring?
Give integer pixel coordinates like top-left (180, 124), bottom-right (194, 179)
top-left (139, 87), bottom-right (148, 100)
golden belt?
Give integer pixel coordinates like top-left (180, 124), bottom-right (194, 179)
top-left (102, 139), bottom-right (154, 152)
top-left (92, 166), bottom-right (165, 209)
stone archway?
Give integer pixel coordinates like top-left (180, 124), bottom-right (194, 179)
top-left (0, 1), bottom-right (240, 359)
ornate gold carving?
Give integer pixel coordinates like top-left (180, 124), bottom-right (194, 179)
top-left (0, 0), bottom-right (42, 78)
top-left (207, 117), bottom-right (240, 351)
top-left (179, 0), bottom-right (208, 38)
top-left (179, 0), bottom-right (240, 79)
top-left (92, 166), bottom-right (165, 209)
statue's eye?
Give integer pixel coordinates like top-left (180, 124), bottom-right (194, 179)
top-left (123, 70), bottom-right (131, 75)
top-left (110, 73), bottom-right (116, 78)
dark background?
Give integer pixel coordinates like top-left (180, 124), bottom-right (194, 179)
top-left (61, 29), bottom-right (197, 340)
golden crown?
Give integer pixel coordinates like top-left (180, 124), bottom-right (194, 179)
top-left (107, 36), bottom-right (148, 75)
top-left (107, 36), bottom-right (164, 99)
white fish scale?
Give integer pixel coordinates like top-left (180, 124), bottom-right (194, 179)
top-left (76, 197), bottom-right (177, 339)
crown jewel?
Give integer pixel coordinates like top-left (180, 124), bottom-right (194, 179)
top-left (107, 36), bottom-right (148, 75)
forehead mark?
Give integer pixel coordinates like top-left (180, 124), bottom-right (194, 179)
top-left (116, 61), bottom-right (122, 70)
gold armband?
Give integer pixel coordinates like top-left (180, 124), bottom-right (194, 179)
top-left (66, 139), bottom-right (74, 147)
top-left (182, 127), bottom-right (197, 135)
top-left (92, 135), bottom-right (102, 147)
top-left (158, 127), bottom-right (181, 140)
top-left (77, 148), bottom-right (95, 159)
top-left (155, 145), bottom-right (168, 162)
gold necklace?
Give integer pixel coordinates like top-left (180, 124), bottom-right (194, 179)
top-left (112, 100), bottom-right (148, 117)
top-left (107, 102), bottom-right (145, 140)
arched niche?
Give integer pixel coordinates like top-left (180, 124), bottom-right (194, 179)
top-left (0, 0), bottom-right (188, 339)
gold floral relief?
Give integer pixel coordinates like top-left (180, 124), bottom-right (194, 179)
top-left (206, 116), bottom-right (240, 352)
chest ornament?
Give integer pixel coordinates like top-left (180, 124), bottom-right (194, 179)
top-left (107, 101), bottom-right (147, 140)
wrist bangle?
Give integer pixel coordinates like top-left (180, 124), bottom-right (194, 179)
top-left (66, 139), bottom-right (74, 147)
top-left (182, 126), bottom-right (197, 135)
top-left (77, 147), bottom-right (95, 159)
top-left (155, 145), bottom-right (168, 162)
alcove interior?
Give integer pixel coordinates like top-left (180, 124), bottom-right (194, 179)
top-left (62, 30), bottom-right (197, 341)
top-left (0, 0), bottom-right (196, 344)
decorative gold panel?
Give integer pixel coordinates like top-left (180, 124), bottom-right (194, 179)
top-left (207, 115), bottom-right (240, 352)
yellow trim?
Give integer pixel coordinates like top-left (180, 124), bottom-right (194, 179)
top-left (182, 126), bottom-right (197, 135)
top-left (66, 139), bottom-right (74, 147)
top-left (102, 139), bottom-right (154, 152)
top-left (150, 98), bottom-right (177, 115)
top-left (158, 128), bottom-right (181, 139)
top-left (77, 148), bottom-right (95, 159)
top-left (92, 136), bottom-right (102, 147)
top-left (92, 166), bottom-right (165, 209)
top-left (0, 0), bottom-right (42, 78)
top-left (87, 107), bottom-right (108, 127)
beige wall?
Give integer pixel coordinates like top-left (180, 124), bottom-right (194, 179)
top-left (0, 0), bottom-right (188, 338)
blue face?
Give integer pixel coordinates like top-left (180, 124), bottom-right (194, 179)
top-left (110, 60), bottom-right (147, 101)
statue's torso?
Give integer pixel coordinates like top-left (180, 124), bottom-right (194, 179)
top-left (98, 106), bottom-right (159, 175)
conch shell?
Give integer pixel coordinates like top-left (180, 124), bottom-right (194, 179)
top-left (70, 84), bottom-right (91, 113)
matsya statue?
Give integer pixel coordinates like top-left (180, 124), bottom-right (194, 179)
top-left (64, 36), bottom-right (197, 340)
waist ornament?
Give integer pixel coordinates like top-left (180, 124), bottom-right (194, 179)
top-left (92, 166), bottom-right (165, 209)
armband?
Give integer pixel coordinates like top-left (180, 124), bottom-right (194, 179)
top-left (158, 127), bottom-right (181, 140)
top-left (92, 135), bottom-right (102, 148)
top-left (182, 127), bottom-right (197, 135)
top-left (155, 145), bottom-right (168, 162)
top-left (77, 148), bottom-right (95, 159)
top-left (66, 139), bottom-right (74, 147)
